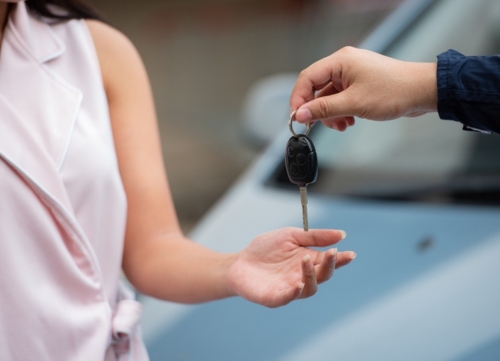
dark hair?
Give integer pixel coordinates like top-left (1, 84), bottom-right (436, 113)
top-left (25, 0), bottom-right (102, 21)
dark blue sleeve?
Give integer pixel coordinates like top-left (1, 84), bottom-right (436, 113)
top-left (437, 49), bottom-right (500, 134)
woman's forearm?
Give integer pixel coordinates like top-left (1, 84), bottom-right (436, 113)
top-left (123, 233), bottom-right (238, 303)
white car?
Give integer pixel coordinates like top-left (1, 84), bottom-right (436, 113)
top-left (142, 0), bottom-right (500, 360)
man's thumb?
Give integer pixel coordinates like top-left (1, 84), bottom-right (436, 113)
top-left (295, 93), bottom-right (355, 122)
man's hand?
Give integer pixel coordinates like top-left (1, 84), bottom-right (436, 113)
top-left (290, 46), bottom-right (438, 131)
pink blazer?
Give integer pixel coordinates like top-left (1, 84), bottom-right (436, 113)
top-left (0, 3), bottom-right (148, 360)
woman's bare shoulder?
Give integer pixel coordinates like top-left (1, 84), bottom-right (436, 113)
top-left (85, 19), bottom-right (146, 95)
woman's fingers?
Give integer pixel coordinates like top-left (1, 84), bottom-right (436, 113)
top-left (313, 249), bottom-right (356, 283)
top-left (296, 249), bottom-right (355, 300)
top-left (292, 228), bottom-right (346, 248)
top-left (315, 248), bottom-right (337, 283)
top-left (335, 251), bottom-right (357, 268)
top-left (266, 283), bottom-right (305, 308)
top-left (300, 254), bottom-right (318, 298)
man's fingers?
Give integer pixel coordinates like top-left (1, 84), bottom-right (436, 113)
top-left (295, 91), bottom-right (358, 123)
top-left (321, 116), bottom-right (355, 131)
top-left (315, 81), bottom-right (343, 99)
top-left (290, 54), bottom-right (344, 111)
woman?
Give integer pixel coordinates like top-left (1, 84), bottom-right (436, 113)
top-left (0, 1), bottom-right (356, 359)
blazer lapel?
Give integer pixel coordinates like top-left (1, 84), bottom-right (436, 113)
top-left (0, 2), bottom-right (82, 216)
top-left (0, 3), bottom-right (109, 289)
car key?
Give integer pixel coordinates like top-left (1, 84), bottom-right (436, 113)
top-left (285, 111), bottom-right (318, 231)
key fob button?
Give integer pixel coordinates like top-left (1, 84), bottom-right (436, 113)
top-left (287, 146), bottom-right (295, 157)
top-left (296, 153), bottom-right (306, 165)
top-left (290, 163), bottom-right (299, 175)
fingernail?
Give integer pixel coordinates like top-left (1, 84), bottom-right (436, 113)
top-left (296, 108), bottom-right (313, 122)
top-left (303, 254), bottom-right (313, 270)
top-left (351, 252), bottom-right (357, 260)
top-left (331, 248), bottom-right (338, 260)
top-left (340, 231), bottom-right (347, 239)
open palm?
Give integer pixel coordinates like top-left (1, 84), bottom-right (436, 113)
top-left (227, 228), bottom-right (356, 308)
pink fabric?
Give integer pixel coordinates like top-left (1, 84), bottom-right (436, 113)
top-left (0, 3), bottom-right (149, 360)
top-left (110, 283), bottom-right (148, 361)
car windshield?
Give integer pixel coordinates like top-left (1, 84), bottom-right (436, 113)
top-left (308, 118), bottom-right (500, 204)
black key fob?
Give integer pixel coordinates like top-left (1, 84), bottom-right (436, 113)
top-left (285, 134), bottom-right (318, 188)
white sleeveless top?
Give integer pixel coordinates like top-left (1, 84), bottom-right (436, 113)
top-left (0, 2), bottom-right (148, 360)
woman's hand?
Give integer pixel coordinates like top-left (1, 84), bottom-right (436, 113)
top-left (227, 228), bottom-right (356, 308)
top-left (290, 46), bottom-right (437, 131)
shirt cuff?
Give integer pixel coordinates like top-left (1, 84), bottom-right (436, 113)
top-left (436, 49), bottom-right (500, 134)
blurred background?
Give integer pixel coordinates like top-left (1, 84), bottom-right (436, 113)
top-left (87, 0), bottom-right (403, 233)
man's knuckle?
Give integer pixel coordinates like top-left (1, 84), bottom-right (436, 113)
top-left (338, 45), bottom-right (355, 57)
top-left (298, 69), bottom-right (309, 80)
top-left (316, 99), bottom-right (331, 117)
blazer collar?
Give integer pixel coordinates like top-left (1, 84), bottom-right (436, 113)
top-left (7, 1), bottom-right (65, 63)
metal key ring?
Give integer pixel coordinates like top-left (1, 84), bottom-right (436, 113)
top-left (289, 110), bottom-right (311, 137)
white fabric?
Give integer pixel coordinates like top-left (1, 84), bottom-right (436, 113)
top-left (0, 3), bottom-right (149, 360)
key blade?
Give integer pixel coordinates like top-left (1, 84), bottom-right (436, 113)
top-left (302, 204), bottom-right (308, 231)
top-left (300, 187), bottom-right (308, 231)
